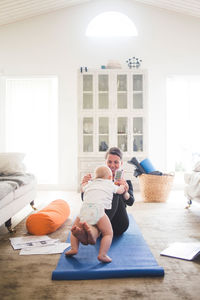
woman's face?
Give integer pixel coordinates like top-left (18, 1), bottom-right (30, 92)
top-left (106, 154), bottom-right (122, 179)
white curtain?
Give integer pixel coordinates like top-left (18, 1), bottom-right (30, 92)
top-left (5, 77), bottom-right (58, 184)
top-left (166, 76), bottom-right (200, 174)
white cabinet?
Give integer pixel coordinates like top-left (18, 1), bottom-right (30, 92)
top-left (78, 69), bottom-right (148, 188)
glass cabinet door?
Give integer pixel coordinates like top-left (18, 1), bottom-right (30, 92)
top-left (83, 75), bottom-right (93, 109)
top-left (133, 74), bottom-right (143, 109)
top-left (117, 117), bottom-right (128, 151)
top-left (80, 71), bottom-right (146, 155)
top-left (98, 117), bottom-right (109, 152)
top-left (98, 74), bottom-right (109, 109)
top-left (133, 117), bottom-right (143, 151)
top-left (83, 117), bottom-right (93, 152)
top-left (117, 74), bottom-right (127, 109)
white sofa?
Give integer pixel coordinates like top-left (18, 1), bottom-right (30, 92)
top-left (184, 161), bottom-right (200, 208)
top-left (0, 153), bottom-right (38, 232)
top-left (0, 175), bottom-right (37, 232)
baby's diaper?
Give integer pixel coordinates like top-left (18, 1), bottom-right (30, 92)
top-left (79, 203), bottom-right (104, 225)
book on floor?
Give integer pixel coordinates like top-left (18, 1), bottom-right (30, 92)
top-left (160, 242), bottom-right (200, 261)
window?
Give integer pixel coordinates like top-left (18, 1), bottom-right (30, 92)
top-left (166, 76), bottom-right (200, 184)
top-left (86, 11), bottom-right (138, 37)
top-left (4, 77), bottom-right (58, 184)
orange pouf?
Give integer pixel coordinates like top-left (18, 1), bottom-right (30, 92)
top-left (26, 199), bottom-right (70, 235)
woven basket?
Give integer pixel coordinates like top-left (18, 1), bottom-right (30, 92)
top-left (139, 174), bottom-right (174, 202)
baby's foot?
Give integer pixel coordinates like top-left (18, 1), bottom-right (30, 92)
top-left (98, 254), bottom-right (112, 263)
top-left (82, 222), bottom-right (96, 245)
top-left (65, 248), bottom-right (78, 256)
top-left (71, 225), bottom-right (88, 245)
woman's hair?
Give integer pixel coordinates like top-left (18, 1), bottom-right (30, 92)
top-left (105, 147), bottom-right (123, 160)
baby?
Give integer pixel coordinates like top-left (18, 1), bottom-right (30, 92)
top-left (65, 165), bottom-right (125, 262)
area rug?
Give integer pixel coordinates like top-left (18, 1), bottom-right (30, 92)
top-left (52, 214), bottom-right (164, 280)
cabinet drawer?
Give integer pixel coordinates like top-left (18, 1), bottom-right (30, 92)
top-left (79, 159), bottom-right (105, 170)
top-left (123, 158), bottom-right (144, 173)
top-left (80, 171), bottom-right (95, 182)
top-left (123, 162), bottom-right (134, 173)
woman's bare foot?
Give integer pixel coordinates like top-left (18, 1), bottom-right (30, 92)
top-left (71, 225), bottom-right (88, 245)
top-left (65, 248), bottom-right (78, 256)
top-left (98, 254), bottom-right (112, 263)
top-left (82, 222), bottom-right (97, 245)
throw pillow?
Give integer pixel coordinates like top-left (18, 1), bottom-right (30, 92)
top-left (0, 152), bottom-right (26, 175)
top-left (26, 199), bottom-right (71, 235)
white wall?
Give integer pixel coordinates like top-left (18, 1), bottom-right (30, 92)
top-left (0, 0), bottom-right (200, 190)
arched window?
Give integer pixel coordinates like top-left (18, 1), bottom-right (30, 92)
top-left (86, 11), bottom-right (138, 37)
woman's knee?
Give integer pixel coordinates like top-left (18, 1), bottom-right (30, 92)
top-left (112, 219), bottom-right (129, 236)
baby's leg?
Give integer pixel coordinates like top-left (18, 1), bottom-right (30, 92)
top-left (71, 217), bottom-right (88, 245)
top-left (65, 217), bottom-right (80, 256)
top-left (65, 233), bottom-right (79, 256)
top-left (97, 214), bottom-right (113, 263)
top-left (82, 222), bottom-right (100, 245)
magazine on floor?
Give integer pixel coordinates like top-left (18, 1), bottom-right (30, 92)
top-left (20, 242), bottom-right (70, 255)
top-left (160, 242), bottom-right (200, 260)
top-left (9, 235), bottom-right (59, 250)
top-left (10, 235), bottom-right (71, 255)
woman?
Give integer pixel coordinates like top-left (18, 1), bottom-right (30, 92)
top-left (72, 147), bottom-right (135, 244)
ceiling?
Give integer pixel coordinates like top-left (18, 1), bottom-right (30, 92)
top-left (0, 0), bottom-right (92, 27)
top-left (0, 0), bottom-right (200, 27)
top-left (135, 0), bottom-right (200, 18)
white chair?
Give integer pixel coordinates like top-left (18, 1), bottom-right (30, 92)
top-left (184, 161), bottom-right (200, 208)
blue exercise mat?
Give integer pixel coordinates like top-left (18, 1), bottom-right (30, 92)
top-left (52, 215), bottom-right (164, 280)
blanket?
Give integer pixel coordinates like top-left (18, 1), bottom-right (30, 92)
top-left (0, 173), bottom-right (35, 200)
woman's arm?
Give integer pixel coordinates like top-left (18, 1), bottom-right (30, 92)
top-left (117, 179), bottom-right (135, 206)
top-left (124, 180), bottom-right (135, 206)
top-left (80, 173), bottom-right (92, 201)
top-left (81, 173), bottom-right (92, 185)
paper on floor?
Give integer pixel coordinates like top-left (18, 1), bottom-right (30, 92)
top-left (19, 242), bottom-right (71, 255)
top-left (10, 235), bottom-right (59, 250)
top-left (160, 242), bottom-right (200, 260)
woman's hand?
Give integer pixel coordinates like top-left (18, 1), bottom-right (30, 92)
top-left (117, 179), bottom-right (129, 192)
top-left (81, 173), bottom-right (92, 186)
top-left (117, 179), bottom-right (130, 200)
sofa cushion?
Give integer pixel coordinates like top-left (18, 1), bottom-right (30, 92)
top-left (0, 153), bottom-right (26, 175)
top-left (26, 199), bottom-right (70, 235)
